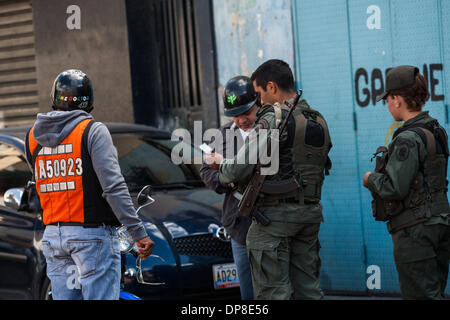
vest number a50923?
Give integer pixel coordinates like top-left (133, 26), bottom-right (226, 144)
top-left (36, 157), bottom-right (83, 180)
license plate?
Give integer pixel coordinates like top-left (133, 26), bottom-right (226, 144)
top-left (213, 263), bottom-right (240, 290)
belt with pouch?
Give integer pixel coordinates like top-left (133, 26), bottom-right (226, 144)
top-left (256, 197), bottom-right (319, 207)
top-left (233, 177), bottom-right (318, 207)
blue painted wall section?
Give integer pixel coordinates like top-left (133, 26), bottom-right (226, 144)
top-left (293, 0), bottom-right (367, 294)
top-left (212, 0), bottom-right (295, 124)
top-left (293, 0), bottom-right (450, 295)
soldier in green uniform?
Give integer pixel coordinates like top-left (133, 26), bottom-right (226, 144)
top-left (363, 65), bottom-right (450, 300)
top-left (206, 60), bottom-right (332, 299)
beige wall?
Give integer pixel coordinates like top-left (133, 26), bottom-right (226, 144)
top-left (32, 0), bottom-right (134, 123)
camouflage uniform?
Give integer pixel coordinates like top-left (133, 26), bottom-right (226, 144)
top-left (367, 111), bottom-right (450, 299)
top-left (219, 98), bottom-right (331, 300)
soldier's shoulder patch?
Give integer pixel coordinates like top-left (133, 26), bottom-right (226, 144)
top-left (396, 144), bottom-right (410, 161)
top-left (395, 138), bottom-right (415, 161)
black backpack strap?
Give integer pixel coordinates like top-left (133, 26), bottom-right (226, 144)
top-left (434, 125), bottom-right (449, 179)
top-left (393, 121), bottom-right (448, 156)
top-left (434, 125), bottom-right (449, 156)
top-left (281, 108), bottom-right (296, 148)
top-left (404, 127), bottom-right (428, 147)
top-left (395, 123), bottom-right (449, 178)
top-left (417, 128), bottom-right (437, 160)
top-left (393, 123), bottom-right (428, 143)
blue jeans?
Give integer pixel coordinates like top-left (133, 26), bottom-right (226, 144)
top-left (231, 239), bottom-right (254, 300)
top-left (42, 225), bottom-right (121, 300)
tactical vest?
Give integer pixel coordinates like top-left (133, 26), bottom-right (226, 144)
top-left (26, 119), bottom-right (120, 227)
top-left (371, 120), bottom-right (450, 233)
top-left (256, 99), bottom-right (332, 205)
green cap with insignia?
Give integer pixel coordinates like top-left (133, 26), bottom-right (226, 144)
top-left (376, 65), bottom-right (419, 102)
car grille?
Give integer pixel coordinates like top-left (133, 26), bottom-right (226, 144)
top-left (173, 234), bottom-right (233, 259)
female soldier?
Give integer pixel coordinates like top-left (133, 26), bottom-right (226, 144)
top-left (363, 65), bottom-right (450, 300)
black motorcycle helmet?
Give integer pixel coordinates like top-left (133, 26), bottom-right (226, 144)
top-left (223, 76), bottom-right (259, 117)
top-left (51, 69), bottom-right (94, 113)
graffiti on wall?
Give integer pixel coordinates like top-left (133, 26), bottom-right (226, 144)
top-left (355, 64), bottom-right (445, 108)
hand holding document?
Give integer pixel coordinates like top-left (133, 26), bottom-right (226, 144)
top-left (199, 143), bottom-right (213, 154)
top-left (201, 144), bottom-right (223, 171)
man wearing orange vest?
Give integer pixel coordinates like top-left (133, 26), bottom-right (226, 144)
top-left (25, 69), bottom-right (154, 300)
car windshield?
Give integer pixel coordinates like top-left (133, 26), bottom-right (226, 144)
top-left (112, 133), bottom-right (204, 192)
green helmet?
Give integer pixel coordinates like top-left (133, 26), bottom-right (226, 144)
top-left (223, 76), bottom-right (258, 117)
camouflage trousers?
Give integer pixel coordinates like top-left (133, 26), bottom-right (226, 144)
top-left (391, 222), bottom-right (450, 300)
top-left (246, 220), bottom-right (323, 300)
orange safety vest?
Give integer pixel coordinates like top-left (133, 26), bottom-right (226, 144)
top-left (26, 119), bottom-right (119, 226)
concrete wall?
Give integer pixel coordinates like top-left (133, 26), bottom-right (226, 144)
top-left (212, 0), bottom-right (295, 125)
top-left (32, 0), bottom-right (134, 123)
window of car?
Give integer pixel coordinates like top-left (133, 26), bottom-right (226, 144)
top-left (0, 142), bottom-right (31, 206)
top-left (112, 133), bottom-right (204, 192)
